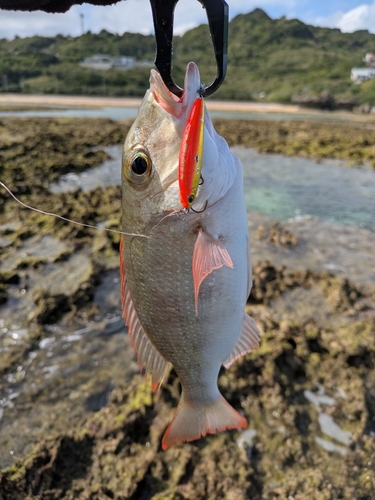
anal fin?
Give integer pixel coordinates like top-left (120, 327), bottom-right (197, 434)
top-left (120, 236), bottom-right (169, 390)
top-left (193, 228), bottom-right (233, 315)
top-left (223, 313), bottom-right (260, 369)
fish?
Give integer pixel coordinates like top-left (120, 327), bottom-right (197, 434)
top-left (120, 62), bottom-right (260, 450)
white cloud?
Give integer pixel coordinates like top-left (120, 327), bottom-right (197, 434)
top-left (312, 2), bottom-right (375, 33)
top-left (0, 0), bottom-right (210, 39)
top-left (0, 0), bottom-right (299, 40)
top-left (4, 0), bottom-right (373, 40)
top-left (0, 8), bottom-right (82, 38)
top-left (84, 0), bottom-right (208, 36)
top-left (83, 0), bottom-right (154, 35)
top-left (336, 3), bottom-right (375, 32)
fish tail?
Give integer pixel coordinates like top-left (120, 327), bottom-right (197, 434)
top-left (161, 392), bottom-right (247, 450)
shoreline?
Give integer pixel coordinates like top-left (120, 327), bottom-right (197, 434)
top-left (0, 93), bottom-right (299, 112)
top-left (0, 93), bottom-right (373, 122)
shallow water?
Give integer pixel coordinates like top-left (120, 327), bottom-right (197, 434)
top-left (50, 145), bottom-right (122, 193)
top-left (249, 214), bottom-right (375, 287)
top-left (1, 105), bottom-right (374, 127)
top-left (0, 106), bottom-right (139, 121)
top-left (0, 267), bottom-right (137, 469)
top-left (50, 145), bottom-right (375, 232)
top-left (0, 235), bottom-right (68, 271)
top-left (235, 146), bottom-right (375, 232)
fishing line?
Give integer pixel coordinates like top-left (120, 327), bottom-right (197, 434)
top-left (0, 181), bottom-right (150, 239)
top-left (148, 210), bottom-right (182, 233)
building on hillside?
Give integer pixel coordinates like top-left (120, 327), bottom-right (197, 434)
top-left (350, 67), bottom-right (375, 84)
top-left (364, 53), bottom-right (375, 67)
top-left (80, 54), bottom-right (136, 70)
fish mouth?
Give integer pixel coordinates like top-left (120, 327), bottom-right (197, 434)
top-left (150, 62), bottom-right (201, 118)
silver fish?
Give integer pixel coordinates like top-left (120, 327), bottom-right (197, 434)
top-left (120, 62), bottom-right (259, 449)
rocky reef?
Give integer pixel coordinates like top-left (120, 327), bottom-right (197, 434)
top-left (1, 277), bottom-right (374, 499)
top-left (0, 117), bottom-right (374, 499)
top-left (213, 118), bottom-right (375, 168)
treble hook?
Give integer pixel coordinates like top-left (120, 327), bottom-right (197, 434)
top-left (149, 0), bottom-right (228, 98)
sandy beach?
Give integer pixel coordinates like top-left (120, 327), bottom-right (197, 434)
top-left (2, 93), bottom-right (375, 126)
top-left (0, 92), bottom-right (343, 114)
top-left (0, 92), bottom-right (299, 113)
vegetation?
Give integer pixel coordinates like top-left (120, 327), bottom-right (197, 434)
top-left (1, 8), bottom-right (375, 104)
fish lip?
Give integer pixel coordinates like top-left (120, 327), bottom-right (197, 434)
top-left (150, 62), bottom-right (201, 118)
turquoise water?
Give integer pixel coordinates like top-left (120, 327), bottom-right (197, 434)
top-left (234, 147), bottom-right (375, 231)
top-left (50, 145), bottom-right (375, 232)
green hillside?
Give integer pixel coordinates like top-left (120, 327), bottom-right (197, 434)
top-left (1, 8), bottom-right (375, 105)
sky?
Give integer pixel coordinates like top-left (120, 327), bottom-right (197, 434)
top-left (1, 0), bottom-right (375, 40)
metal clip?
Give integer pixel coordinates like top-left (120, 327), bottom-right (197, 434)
top-left (149, 0), bottom-right (228, 98)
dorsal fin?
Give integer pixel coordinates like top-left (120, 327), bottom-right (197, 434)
top-left (120, 236), bottom-right (169, 390)
top-left (223, 313), bottom-right (260, 369)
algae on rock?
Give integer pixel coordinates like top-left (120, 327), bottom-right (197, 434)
top-left (0, 117), bottom-right (374, 499)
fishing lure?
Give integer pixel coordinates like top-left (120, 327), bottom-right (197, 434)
top-left (178, 96), bottom-right (205, 210)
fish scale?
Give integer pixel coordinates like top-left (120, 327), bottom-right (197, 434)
top-left (123, 203), bottom-right (244, 400)
top-left (121, 62), bottom-right (260, 449)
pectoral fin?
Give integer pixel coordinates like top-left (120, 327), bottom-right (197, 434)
top-left (120, 236), bottom-right (169, 390)
top-left (192, 228), bottom-right (233, 315)
top-left (223, 313), bottom-right (260, 368)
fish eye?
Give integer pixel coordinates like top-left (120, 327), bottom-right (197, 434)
top-left (132, 155), bottom-right (148, 175)
top-left (188, 195), bottom-right (195, 204)
top-left (123, 147), bottom-right (152, 186)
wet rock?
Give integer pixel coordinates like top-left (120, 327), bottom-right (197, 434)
top-left (256, 222), bottom-right (298, 247)
top-left (249, 261), bottom-right (316, 304)
top-left (213, 118), bottom-right (375, 168)
top-left (28, 255), bottom-right (100, 325)
top-left (31, 289), bottom-right (71, 324)
top-left (0, 271), bottom-right (20, 304)
top-left (249, 261), bottom-right (371, 315)
top-left (0, 284), bottom-right (7, 304)
top-left (320, 275), bottom-right (363, 313)
top-left (0, 271), bottom-right (20, 285)
top-left (0, 299), bottom-right (374, 499)
top-left (1, 116), bottom-right (375, 499)
top-left (1, 310), bottom-right (374, 499)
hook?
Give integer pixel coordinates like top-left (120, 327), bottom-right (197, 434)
top-left (149, 0), bottom-right (228, 98)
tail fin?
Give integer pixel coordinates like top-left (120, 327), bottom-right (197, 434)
top-left (161, 392), bottom-right (247, 450)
